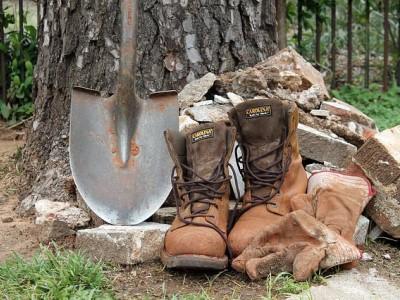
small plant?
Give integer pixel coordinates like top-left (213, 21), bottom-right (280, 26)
top-left (0, 246), bottom-right (115, 299)
top-left (0, 9), bottom-right (37, 123)
top-left (332, 84), bottom-right (400, 130)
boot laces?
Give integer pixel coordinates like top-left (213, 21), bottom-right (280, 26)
top-left (170, 159), bottom-right (241, 259)
top-left (235, 131), bottom-right (292, 212)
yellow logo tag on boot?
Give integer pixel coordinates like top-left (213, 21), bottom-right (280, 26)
top-left (245, 105), bottom-right (272, 119)
top-left (191, 128), bottom-right (215, 143)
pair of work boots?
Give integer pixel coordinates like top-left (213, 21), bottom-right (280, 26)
top-left (161, 98), bottom-right (308, 270)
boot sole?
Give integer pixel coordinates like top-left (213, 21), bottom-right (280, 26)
top-left (161, 249), bottom-right (228, 270)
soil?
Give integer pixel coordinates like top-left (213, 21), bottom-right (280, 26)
top-left (0, 121), bottom-right (399, 299)
top-left (0, 121), bottom-right (40, 262)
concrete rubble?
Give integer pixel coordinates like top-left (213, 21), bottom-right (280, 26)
top-left (76, 223), bottom-right (170, 265)
top-left (353, 125), bottom-right (400, 238)
top-left (34, 199), bottom-right (90, 229)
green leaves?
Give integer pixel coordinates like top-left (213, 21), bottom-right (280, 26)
top-left (0, 9), bottom-right (37, 123)
top-left (332, 84), bottom-right (400, 130)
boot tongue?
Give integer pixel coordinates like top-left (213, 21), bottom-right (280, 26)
top-left (232, 98), bottom-right (287, 199)
top-left (186, 122), bottom-right (228, 179)
top-left (185, 122), bottom-right (228, 213)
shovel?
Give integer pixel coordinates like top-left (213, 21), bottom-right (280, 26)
top-left (69, 0), bottom-right (178, 225)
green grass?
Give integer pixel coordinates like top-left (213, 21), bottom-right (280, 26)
top-left (0, 246), bottom-right (115, 299)
top-left (331, 84), bottom-right (400, 130)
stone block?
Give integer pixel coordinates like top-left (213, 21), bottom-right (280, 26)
top-left (297, 124), bottom-right (357, 168)
top-left (178, 73), bottom-right (216, 109)
top-left (353, 215), bottom-right (370, 246)
top-left (353, 125), bottom-right (400, 238)
top-left (76, 223), bottom-right (170, 265)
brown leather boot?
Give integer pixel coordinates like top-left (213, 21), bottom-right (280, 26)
top-left (161, 121), bottom-right (236, 270)
top-left (228, 98), bottom-right (308, 257)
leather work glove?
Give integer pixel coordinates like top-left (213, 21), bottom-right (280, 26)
top-left (232, 170), bottom-right (374, 281)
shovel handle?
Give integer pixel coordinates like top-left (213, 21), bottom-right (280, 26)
top-left (118, 0), bottom-right (138, 98)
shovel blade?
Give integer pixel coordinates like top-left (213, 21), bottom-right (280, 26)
top-left (70, 87), bottom-right (178, 225)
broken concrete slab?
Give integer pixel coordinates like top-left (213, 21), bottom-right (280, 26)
top-left (288, 269), bottom-right (400, 300)
top-left (178, 73), bottom-right (216, 109)
top-left (35, 199), bottom-right (90, 229)
top-left (321, 99), bottom-right (376, 129)
top-left (39, 220), bottom-right (76, 242)
top-left (297, 124), bottom-right (357, 168)
top-left (185, 104), bottom-right (230, 123)
top-left (353, 215), bottom-right (370, 246)
top-left (353, 125), bottom-right (400, 238)
top-left (310, 109), bottom-right (330, 118)
top-left (76, 223), bottom-right (170, 265)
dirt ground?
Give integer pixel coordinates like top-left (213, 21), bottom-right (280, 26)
top-left (0, 121), bottom-right (399, 299)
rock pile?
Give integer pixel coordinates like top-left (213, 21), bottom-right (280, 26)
top-left (175, 47), bottom-right (398, 243)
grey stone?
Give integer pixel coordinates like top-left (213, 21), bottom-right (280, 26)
top-left (16, 194), bottom-right (38, 216)
top-left (214, 95), bottom-right (230, 104)
top-left (152, 207), bottom-right (176, 224)
top-left (193, 100), bottom-right (213, 107)
top-left (297, 123), bottom-right (357, 168)
top-left (76, 223), bottom-right (170, 265)
top-left (288, 269), bottom-right (400, 300)
top-left (35, 199), bottom-right (90, 229)
top-left (310, 109), bottom-right (330, 118)
top-left (368, 225), bottom-right (383, 241)
top-left (305, 163), bottom-right (331, 174)
top-left (178, 73), bottom-right (216, 109)
top-left (179, 115), bottom-right (199, 133)
top-left (227, 92), bottom-right (244, 106)
top-left (353, 215), bottom-right (370, 246)
top-left (185, 104), bottom-right (230, 123)
top-left (39, 220), bottom-right (76, 241)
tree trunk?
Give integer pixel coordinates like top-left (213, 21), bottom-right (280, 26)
top-left (383, 0), bottom-right (389, 91)
top-left (347, 0), bottom-right (353, 84)
top-left (331, 0), bottom-right (337, 89)
top-left (298, 0), bottom-right (303, 53)
top-left (396, 1), bottom-right (400, 86)
top-left (22, 0), bottom-right (278, 203)
top-left (315, 4), bottom-right (322, 69)
top-left (276, 0), bottom-right (287, 49)
top-left (0, 0), bottom-right (6, 102)
top-left (18, 0), bottom-right (24, 82)
top-left (364, 0), bottom-right (370, 88)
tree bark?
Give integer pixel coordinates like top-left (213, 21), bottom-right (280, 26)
top-left (347, 0), bottom-right (353, 84)
top-left (383, 0), bottom-right (389, 91)
top-left (364, 0), bottom-right (370, 88)
top-left (298, 0), bottom-right (303, 54)
top-left (23, 0), bottom-right (278, 203)
top-left (331, 0), bottom-right (337, 89)
top-left (276, 0), bottom-right (287, 49)
top-left (0, 0), bottom-right (6, 102)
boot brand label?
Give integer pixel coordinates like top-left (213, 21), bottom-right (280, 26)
top-left (191, 128), bottom-right (214, 143)
top-left (245, 105), bottom-right (272, 119)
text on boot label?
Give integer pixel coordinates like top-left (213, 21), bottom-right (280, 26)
top-left (191, 128), bottom-right (214, 143)
top-left (245, 105), bottom-right (272, 119)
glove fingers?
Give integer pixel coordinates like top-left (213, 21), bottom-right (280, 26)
top-left (293, 245), bottom-right (326, 281)
top-left (232, 245), bottom-right (283, 273)
top-left (245, 250), bottom-right (289, 280)
top-left (245, 243), bottom-right (309, 280)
